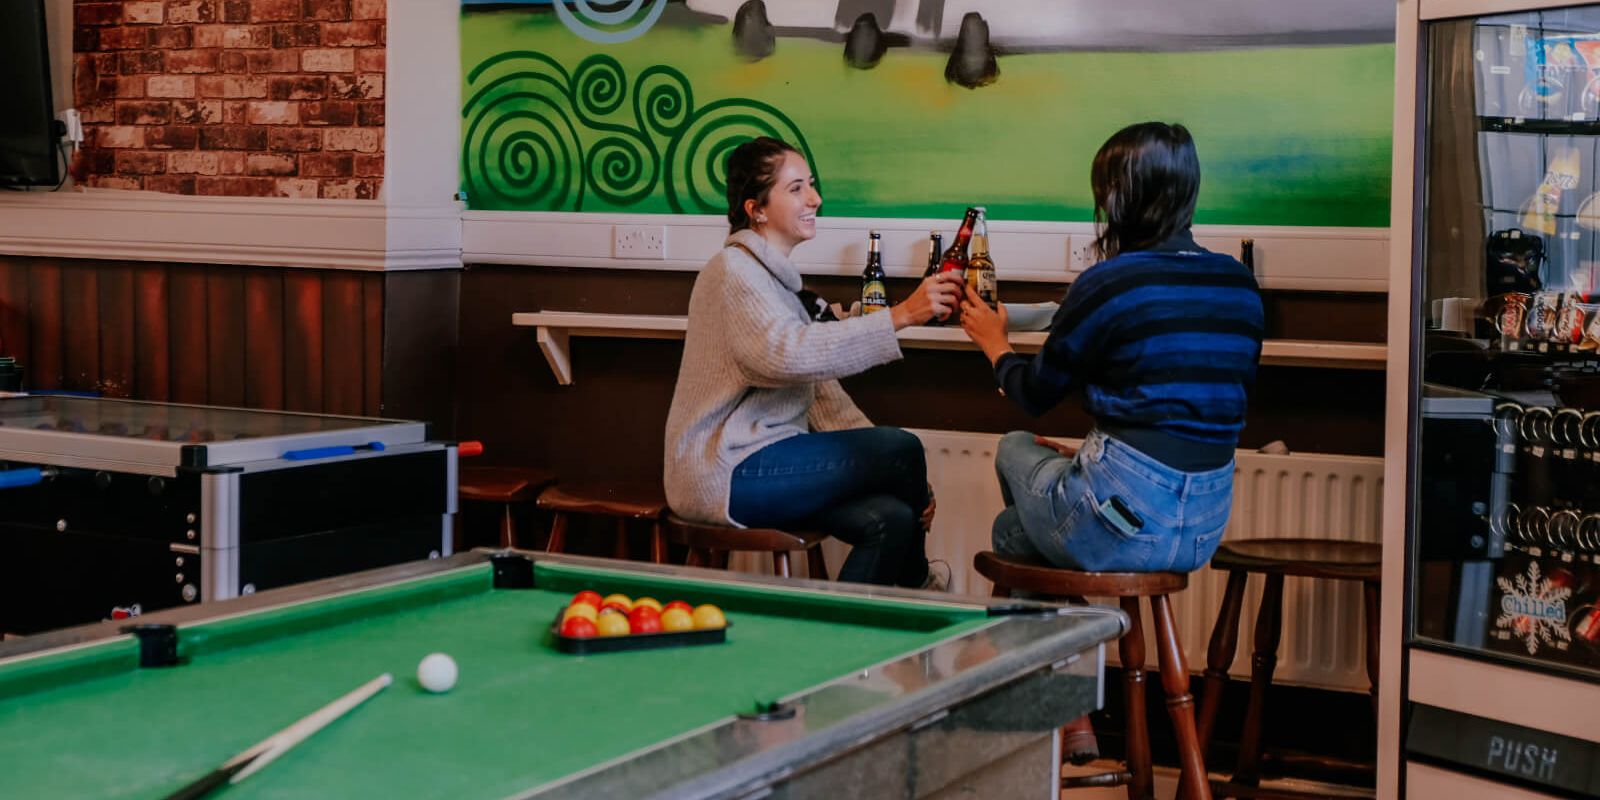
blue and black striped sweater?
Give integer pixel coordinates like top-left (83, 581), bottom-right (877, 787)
top-left (994, 231), bottom-right (1264, 469)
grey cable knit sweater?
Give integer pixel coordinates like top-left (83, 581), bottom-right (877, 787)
top-left (664, 229), bottom-right (904, 526)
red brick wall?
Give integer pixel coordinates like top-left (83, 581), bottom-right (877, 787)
top-left (72, 0), bottom-right (386, 199)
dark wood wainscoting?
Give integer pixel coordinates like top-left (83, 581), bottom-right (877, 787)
top-left (0, 256), bottom-right (457, 432)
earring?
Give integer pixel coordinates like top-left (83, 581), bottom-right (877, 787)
top-left (757, 215), bottom-right (767, 223)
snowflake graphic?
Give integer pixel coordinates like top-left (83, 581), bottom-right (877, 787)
top-left (1496, 561), bottom-right (1573, 655)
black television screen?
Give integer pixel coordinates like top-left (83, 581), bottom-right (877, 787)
top-left (0, 0), bottom-right (60, 187)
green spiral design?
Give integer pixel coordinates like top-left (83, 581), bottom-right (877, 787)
top-left (462, 53), bottom-right (815, 213)
top-left (665, 99), bottom-right (820, 214)
top-left (462, 52), bottom-right (585, 210)
top-left (634, 66), bottom-right (693, 140)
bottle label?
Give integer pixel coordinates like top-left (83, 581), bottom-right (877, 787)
top-left (977, 269), bottom-right (997, 299)
top-left (862, 281), bottom-right (889, 313)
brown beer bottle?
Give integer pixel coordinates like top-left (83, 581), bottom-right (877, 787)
top-left (966, 207), bottom-right (997, 309)
top-left (922, 231), bottom-right (943, 278)
top-left (861, 230), bottom-right (889, 314)
top-left (937, 207), bottom-right (980, 323)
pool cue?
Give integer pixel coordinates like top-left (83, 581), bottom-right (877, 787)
top-left (161, 673), bottom-right (393, 800)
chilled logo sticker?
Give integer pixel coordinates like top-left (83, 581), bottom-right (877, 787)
top-left (1496, 561), bottom-right (1572, 655)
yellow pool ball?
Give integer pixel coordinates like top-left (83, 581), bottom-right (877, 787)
top-left (596, 612), bottom-right (632, 637)
top-left (600, 594), bottom-right (633, 614)
top-left (660, 607), bottom-right (694, 632)
top-left (633, 597), bottom-right (662, 613)
top-left (562, 604), bottom-right (598, 623)
top-left (691, 604), bottom-right (726, 630)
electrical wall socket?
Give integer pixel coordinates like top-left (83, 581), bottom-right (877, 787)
top-left (613, 224), bottom-right (665, 259)
top-left (55, 109), bottom-right (82, 145)
top-left (1067, 235), bottom-right (1096, 274)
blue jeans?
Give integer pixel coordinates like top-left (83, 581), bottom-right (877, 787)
top-left (991, 430), bottom-right (1233, 573)
top-left (729, 427), bottom-right (930, 587)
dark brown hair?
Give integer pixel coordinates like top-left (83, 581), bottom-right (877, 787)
top-left (725, 136), bottom-right (800, 232)
top-left (1091, 122), bottom-right (1201, 260)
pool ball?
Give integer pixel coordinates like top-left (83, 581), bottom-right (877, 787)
top-left (691, 604), bottom-right (727, 630)
top-left (417, 652), bottom-right (458, 693)
top-left (560, 617), bottom-right (598, 638)
top-left (660, 608), bottom-right (694, 632)
top-left (562, 604), bottom-right (598, 623)
top-left (633, 597), bottom-right (663, 613)
top-left (600, 594), bottom-right (633, 614)
top-left (596, 612), bottom-right (632, 637)
top-left (628, 607), bottom-right (662, 634)
top-left (663, 600), bottom-right (692, 615)
top-left (571, 590), bottom-right (603, 609)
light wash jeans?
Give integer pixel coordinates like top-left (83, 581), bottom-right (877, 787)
top-left (729, 427), bottom-right (931, 587)
top-left (991, 430), bottom-right (1233, 573)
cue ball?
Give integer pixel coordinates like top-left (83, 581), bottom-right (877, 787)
top-left (417, 653), bottom-right (458, 693)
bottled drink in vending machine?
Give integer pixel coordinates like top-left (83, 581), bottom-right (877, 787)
top-left (966, 207), bottom-right (997, 309)
top-left (922, 231), bottom-right (943, 279)
top-left (861, 230), bottom-right (889, 314)
top-left (936, 207), bottom-right (981, 323)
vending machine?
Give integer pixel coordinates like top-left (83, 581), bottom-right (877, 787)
top-left (1387, 1), bottom-right (1600, 796)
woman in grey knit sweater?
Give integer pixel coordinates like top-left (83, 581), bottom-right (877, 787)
top-left (664, 137), bottom-right (963, 587)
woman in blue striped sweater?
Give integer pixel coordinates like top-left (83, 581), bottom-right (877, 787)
top-left (959, 121), bottom-right (1264, 575)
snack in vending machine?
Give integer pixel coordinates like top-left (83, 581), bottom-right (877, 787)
top-left (1499, 292), bottom-right (1531, 344)
top-left (1556, 293), bottom-right (1592, 345)
top-left (1520, 146), bottom-right (1581, 235)
top-left (1486, 228), bottom-right (1544, 296)
top-left (1527, 291), bottom-right (1562, 341)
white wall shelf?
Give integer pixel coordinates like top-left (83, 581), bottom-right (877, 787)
top-left (512, 310), bottom-right (1386, 385)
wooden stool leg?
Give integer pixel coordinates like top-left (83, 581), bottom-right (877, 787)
top-left (685, 547), bottom-right (705, 569)
top-left (545, 512), bottom-right (568, 553)
top-left (773, 551), bottom-right (792, 578)
top-left (500, 504), bottom-right (518, 549)
top-left (1233, 573), bottom-right (1285, 787)
top-left (806, 546), bottom-right (828, 581)
top-left (1197, 570), bottom-right (1248, 753)
top-left (649, 521), bottom-right (667, 564)
top-left (613, 519), bottom-right (629, 560)
top-left (1154, 594), bottom-right (1212, 800)
top-left (1119, 596), bottom-right (1153, 800)
top-left (1364, 580), bottom-right (1380, 719)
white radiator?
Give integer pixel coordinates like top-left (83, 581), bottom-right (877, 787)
top-left (916, 429), bottom-right (1384, 692)
top-left (729, 429), bottom-right (1384, 693)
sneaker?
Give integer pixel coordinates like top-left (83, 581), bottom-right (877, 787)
top-left (919, 559), bottom-right (952, 592)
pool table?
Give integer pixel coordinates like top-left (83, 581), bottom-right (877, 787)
top-left (0, 550), bottom-right (1124, 799)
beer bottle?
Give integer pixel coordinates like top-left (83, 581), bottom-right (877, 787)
top-left (861, 230), bottom-right (889, 314)
top-left (922, 231), bottom-right (943, 279)
top-left (937, 207), bottom-right (980, 323)
top-left (966, 207), bottom-right (997, 309)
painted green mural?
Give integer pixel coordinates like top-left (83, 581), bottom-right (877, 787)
top-left (461, 2), bottom-right (1395, 227)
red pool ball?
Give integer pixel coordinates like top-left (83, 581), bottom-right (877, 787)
top-left (628, 607), bottom-right (662, 634)
top-left (663, 601), bottom-right (692, 615)
top-left (571, 590), bottom-right (603, 610)
top-left (560, 616), bottom-right (598, 638)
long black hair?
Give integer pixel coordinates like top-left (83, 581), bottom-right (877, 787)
top-left (1090, 122), bottom-right (1200, 261)
top-left (725, 136), bottom-right (800, 233)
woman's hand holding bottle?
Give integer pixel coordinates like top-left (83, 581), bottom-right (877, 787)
top-left (890, 272), bottom-right (965, 330)
top-left (958, 285), bottom-right (1012, 364)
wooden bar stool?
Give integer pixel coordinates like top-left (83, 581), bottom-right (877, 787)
top-left (974, 551), bottom-right (1210, 800)
top-left (663, 512), bottom-right (829, 579)
top-left (458, 466), bottom-right (556, 549)
top-left (1195, 539), bottom-right (1381, 798)
top-left (536, 482), bottom-right (669, 563)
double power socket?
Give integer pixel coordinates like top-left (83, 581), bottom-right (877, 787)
top-left (613, 224), bottom-right (666, 259)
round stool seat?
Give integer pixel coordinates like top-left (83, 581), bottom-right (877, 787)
top-left (1211, 539), bottom-right (1380, 581)
top-left (536, 483), bottom-right (667, 519)
top-left (459, 466), bottom-right (555, 504)
top-left (664, 513), bottom-right (827, 551)
top-left (973, 551), bottom-right (1188, 598)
